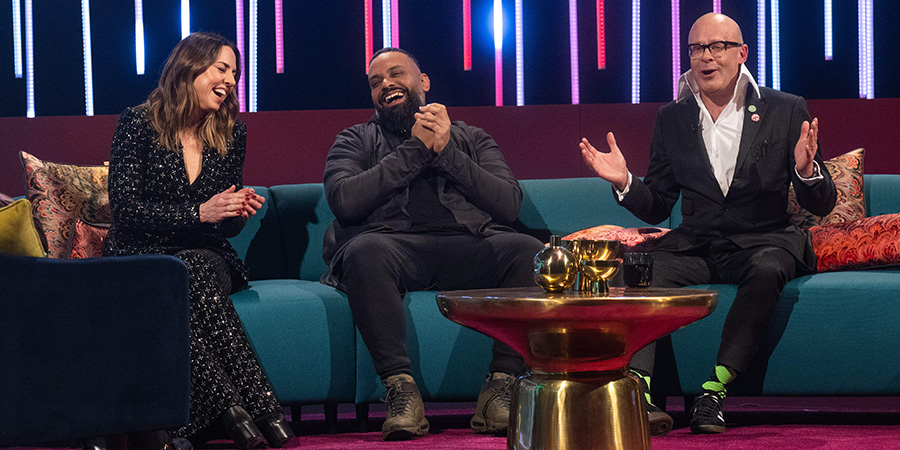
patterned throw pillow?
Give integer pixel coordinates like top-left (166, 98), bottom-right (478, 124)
top-left (810, 213), bottom-right (900, 272)
top-left (20, 151), bottom-right (111, 259)
top-left (66, 219), bottom-right (110, 259)
top-left (788, 148), bottom-right (865, 228)
top-left (0, 199), bottom-right (47, 257)
top-left (563, 225), bottom-right (671, 254)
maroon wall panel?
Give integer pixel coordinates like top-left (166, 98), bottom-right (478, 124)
top-left (3, 99), bottom-right (899, 198)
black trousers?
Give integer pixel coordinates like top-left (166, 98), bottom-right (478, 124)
top-left (335, 230), bottom-right (545, 379)
top-left (631, 238), bottom-right (799, 375)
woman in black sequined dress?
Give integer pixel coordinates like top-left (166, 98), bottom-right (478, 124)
top-left (103, 33), bottom-right (292, 450)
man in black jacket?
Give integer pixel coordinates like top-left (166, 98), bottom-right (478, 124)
top-left (321, 48), bottom-right (544, 441)
top-left (580, 13), bottom-right (836, 435)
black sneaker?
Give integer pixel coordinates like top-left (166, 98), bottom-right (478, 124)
top-left (690, 391), bottom-right (726, 434)
top-left (470, 372), bottom-right (515, 435)
top-left (630, 370), bottom-right (672, 437)
top-left (381, 374), bottom-right (429, 440)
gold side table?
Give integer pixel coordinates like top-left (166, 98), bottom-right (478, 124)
top-left (437, 286), bottom-right (717, 450)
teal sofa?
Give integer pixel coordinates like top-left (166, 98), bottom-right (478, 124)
top-left (227, 175), bottom-right (900, 426)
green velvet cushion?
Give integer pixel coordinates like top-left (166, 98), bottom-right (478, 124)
top-left (0, 199), bottom-right (47, 257)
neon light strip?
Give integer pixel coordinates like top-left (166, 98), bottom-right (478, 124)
top-left (382, 0), bottom-right (390, 47)
top-left (770, 0), bottom-right (780, 90)
top-left (757, 0), bottom-right (766, 87)
top-left (181, 0), bottom-right (189, 38)
top-left (631, 0), bottom-right (640, 104)
top-left (671, 0), bottom-right (679, 100)
top-left (515, 0), bottom-right (523, 106)
top-left (494, 0), bottom-right (502, 106)
top-left (135, 0), bottom-right (144, 75)
top-left (81, 0), bottom-right (94, 116)
top-left (249, 0), bottom-right (258, 111)
top-left (463, 0), bottom-right (472, 70)
top-left (859, 0), bottom-right (873, 99)
top-left (365, 0), bottom-right (373, 73)
top-left (713, 0), bottom-right (721, 13)
top-left (391, 0), bottom-right (398, 48)
top-left (25, 0), bottom-right (33, 117)
top-left (824, 0), bottom-right (832, 60)
top-left (275, 0), bottom-right (283, 73)
top-left (12, 0), bottom-right (23, 78)
top-left (597, 0), bottom-right (605, 70)
top-left (236, 0), bottom-right (246, 112)
top-left (568, 0), bottom-right (578, 105)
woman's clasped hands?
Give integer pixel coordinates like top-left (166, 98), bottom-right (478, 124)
top-left (199, 185), bottom-right (266, 223)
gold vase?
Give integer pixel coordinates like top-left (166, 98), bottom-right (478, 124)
top-left (533, 235), bottom-right (578, 293)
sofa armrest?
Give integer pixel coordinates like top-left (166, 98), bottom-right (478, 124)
top-left (0, 254), bottom-right (191, 446)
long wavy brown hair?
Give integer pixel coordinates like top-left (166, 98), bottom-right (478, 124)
top-left (144, 32), bottom-right (241, 155)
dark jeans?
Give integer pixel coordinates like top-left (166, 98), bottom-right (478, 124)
top-left (335, 230), bottom-right (545, 379)
top-left (631, 238), bottom-right (799, 375)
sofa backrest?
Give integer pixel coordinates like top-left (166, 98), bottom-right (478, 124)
top-left (864, 174), bottom-right (900, 217)
top-left (231, 177), bottom-right (665, 282)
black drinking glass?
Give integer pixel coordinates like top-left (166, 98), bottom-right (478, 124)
top-left (623, 252), bottom-right (652, 288)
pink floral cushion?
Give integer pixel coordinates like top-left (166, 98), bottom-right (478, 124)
top-left (562, 225), bottom-right (671, 253)
top-left (789, 148), bottom-right (865, 228)
top-left (66, 219), bottom-right (110, 259)
top-left (810, 213), bottom-right (900, 272)
top-left (20, 151), bottom-right (110, 259)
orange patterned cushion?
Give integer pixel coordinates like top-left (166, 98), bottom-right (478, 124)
top-left (810, 213), bottom-right (900, 272)
top-left (788, 148), bottom-right (865, 228)
top-left (20, 151), bottom-right (110, 259)
top-left (563, 225), bottom-right (671, 253)
top-left (66, 219), bottom-right (110, 259)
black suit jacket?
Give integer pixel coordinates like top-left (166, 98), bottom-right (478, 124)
top-left (619, 85), bottom-right (837, 270)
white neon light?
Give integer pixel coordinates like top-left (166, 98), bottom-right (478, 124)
top-left (135, 0), bottom-right (144, 75)
top-left (757, 0), bottom-right (766, 87)
top-left (181, 0), bottom-right (189, 38)
top-left (81, 0), bottom-right (94, 116)
top-left (382, 0), bottom-right (391, 47)
top-left (25, 0), bottom-right (33, 117)
top-left (493, 0), bottom-right (502, 50)
top-left (236, 0), bottom-right (246, 112)
top-left (672, 0), bottom-right (680, 100)
top-left (12, 0), bottom-right (23, 78)
top-left (859, 0), bottom-right (873, 99)
top-left (249, 0), bottom-right (258, 111)
top-left (515, 0), bottom-right (523, 106)
top-left (824, 0), bottom-right (832, 60)
top-left (631, 0), bottom-right (640, 104)
top-left (770, 0), bottom-right (780, 90)
top-left (569, 0), bottom-right (579, 105)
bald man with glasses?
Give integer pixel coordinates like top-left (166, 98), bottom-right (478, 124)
top-left (580, 13), bottom-right (836, 435)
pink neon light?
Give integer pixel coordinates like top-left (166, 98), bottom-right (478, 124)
top-left (365, 0), bottom-right (373, 73)
top-left (391, 0), bottom-right (399, 48)
top-left (275, 0), bottom-right (283, 73)
top-left (672, 0), bottom-right (680, 99)
top-left (713, 0), bottom-right (721, 13)
top-left (495, 48), bottom-right (503, 106)
top-left (597, 0), bottom-right (605, 69)
top-left (236, 0), bottom-right (246, 112)
top-left (463, 0), bottom-right (472, 70)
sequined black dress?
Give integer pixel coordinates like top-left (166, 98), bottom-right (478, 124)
top-left (103, 106), bottom-right (281, 437)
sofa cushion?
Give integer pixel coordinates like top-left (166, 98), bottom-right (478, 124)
top-left (788, 148), bottom-right (865, 228)
top-left (562, 225), bottom-right (671, 253)
top-left (810, 213), bottom-right (900, 272)
top-left (66, 219), bottom-right (109, 259)
top-left (0, 199), bottom-right (47, 257)
top-left (20, 151), bottom-right (110, 259)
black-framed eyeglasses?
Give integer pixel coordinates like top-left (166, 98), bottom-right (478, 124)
top-left (687, 41), bottom-right (742, 59)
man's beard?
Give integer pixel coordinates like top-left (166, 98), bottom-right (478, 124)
top-left (375, 90), bottom-right (424, 133)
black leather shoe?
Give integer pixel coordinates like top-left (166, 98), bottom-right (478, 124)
top-left (255, 412), bottom-right (295, 447)
top-left (222, 405), bottom-right (265, 450)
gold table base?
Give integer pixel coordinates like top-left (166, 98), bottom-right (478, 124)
top-left (511, 370), bottom-right (648, 450)
top-left (437, 286), bottom-right (717, 450)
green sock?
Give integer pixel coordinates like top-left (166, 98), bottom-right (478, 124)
top-left (630, 368), bottom-right (653, 405)
top-left (700, 364), bottom-right (736, 398)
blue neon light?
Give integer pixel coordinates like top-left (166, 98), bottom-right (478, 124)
top-left (824, 0), bottom-right (832, 60)
top-left (757, 0), bottom-right (766, 87)
top-left (515, 0), bottom-right (523, 106)
top-left (631, 0), bottom-right (640, 104)
top-left (770, 0), bottom-right (780, 90)
top-left (249, 0), bottom-right (258, 111)
top-left (81, 0), bottom-right (94, 116)
top-left (12, 0), bottom-right (23, 78)
top-left (383, 0), bottom-right (391, 47)
top-left (181, 0), bottom-right (189, 38)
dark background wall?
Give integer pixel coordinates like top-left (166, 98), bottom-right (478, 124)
top-left (0, 1), bottom-right (897, 116)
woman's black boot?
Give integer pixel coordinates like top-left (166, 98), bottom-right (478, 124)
top-left (222, 405), bottom-right (265, 450)
top-left (255, 412), bottom-right (295, 448)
